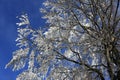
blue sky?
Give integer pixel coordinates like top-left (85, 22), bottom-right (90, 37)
top-left (0, 0), bottom-right (45, 80)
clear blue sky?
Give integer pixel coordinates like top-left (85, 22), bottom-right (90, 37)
top-left (0, 0), bottom-right (45, 80)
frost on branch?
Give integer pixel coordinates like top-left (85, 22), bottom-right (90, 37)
top-left (16, 28), bottom-right (33, 48)
top-left (5, 48), bottom-right (29, 71)
top-left (16, 71), bottom-right (40, 80)
top-left (17, 50), bottom-right (41, 80)
top-left (16, 14), bottom-right (30, 26)
top-left (6, 0), bottom-right (120, 80)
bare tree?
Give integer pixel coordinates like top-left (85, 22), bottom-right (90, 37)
top-left (6, 0), bottom-right (120, 80)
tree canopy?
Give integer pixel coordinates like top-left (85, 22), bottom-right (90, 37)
top-left (6, 0), bottom-right (120, 80)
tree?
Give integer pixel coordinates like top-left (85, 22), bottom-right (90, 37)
top-left (6, 0), bottom-right (120, 80)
